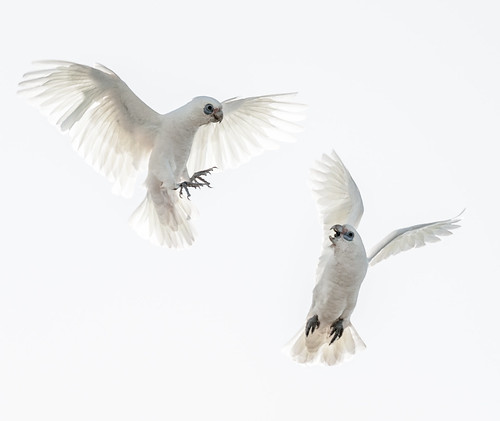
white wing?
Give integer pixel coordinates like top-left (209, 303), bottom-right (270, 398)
top-left (310, 149), bottom-right (364, 231)
top-left (368, 211), bottom-right (463, 266)
top-left (311, 150), bottom-right (364, 283)
top-left (187, 93), bottom-right (304, 174)
top-left (18, 61), bottom-right (162, 197)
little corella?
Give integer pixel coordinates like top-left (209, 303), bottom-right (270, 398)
top-left (288, 149), bottom-right (462, 366)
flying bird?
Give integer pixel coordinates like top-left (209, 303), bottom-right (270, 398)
top-left (288, 149), bottom-right (462, 366)
top-left (18, 61), bottom-right (303, 247)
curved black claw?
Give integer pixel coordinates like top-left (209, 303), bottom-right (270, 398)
top-left (305, 314), bottom-right (320, 337)
top-left (176, 167), bottom-right (217, 199)
top-left (175, 181), bottom-right (202, 199)
top-left (192, 166), bottom-right (217, 185)
top-left (329, 318), bottom-right (344, 345)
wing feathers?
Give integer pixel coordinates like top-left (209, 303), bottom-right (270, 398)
top-left (310, 150), bottom-right (364, 231)
top-left (368, 211), bottom-right (463, 266)
top-left (311, 150), bottom-right (365, 283)
top-left (187, 93), bottom-right (304, 174)
top-left (18, 61), bottom-right (161, 197)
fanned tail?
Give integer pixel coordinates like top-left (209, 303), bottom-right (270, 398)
top-left (129, 175), bottom-right (196, 248)
top-left (286, 323), bottom-right (366, 366)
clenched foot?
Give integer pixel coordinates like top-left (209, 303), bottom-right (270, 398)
top-left (176, 181), bottom-right (202, 199)
top-left (191, 167), bottom-right (216, 185)
top-left (176, 167), bottom-right (217, 199)
top-left (305, 315), bottom-right (320, 337)
top-left (329, 318), bottom-right (344, 345)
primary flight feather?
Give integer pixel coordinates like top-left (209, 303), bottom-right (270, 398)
top-left (288, 149), bottom-right (462, 366)
top-left (18, 60), bottom-right (303, 247)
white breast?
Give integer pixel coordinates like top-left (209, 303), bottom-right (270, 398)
top-left (311, 241), bottom-right (368, 323)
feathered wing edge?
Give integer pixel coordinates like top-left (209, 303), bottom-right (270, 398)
top-left (187, 93), bottom-right (305, 175)
top-left (285, 323), bottom-right (366, 366)
top-left (368, 210), bottom-right (464, 266)
top-left (310, 149), bottom-right (364, 232)
top-left (311, 149), bottom-right (365, 283)
top-left (18, 60), bottom-right (160, 197)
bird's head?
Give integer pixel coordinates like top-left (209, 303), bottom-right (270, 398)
top-left (190, 96), bottom-right (223, 125)
top-left (329, 224), bottom-right (363, 252)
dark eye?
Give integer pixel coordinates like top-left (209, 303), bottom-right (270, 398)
top-left (343, 231), bottom-right (354, 241)
top-left (204, 104), bottom-right (214, 115)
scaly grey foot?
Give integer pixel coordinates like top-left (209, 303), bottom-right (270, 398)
top-left (305, 314), bottom-right (320, 337)
top-left (176, 181), bottom-right (202, 199)
top-left (191, 166), bottom-right (217, 186)
top-left (176, 167), bottom-right (217, 199)
top-left (329, 318), bottom-right (344, 345)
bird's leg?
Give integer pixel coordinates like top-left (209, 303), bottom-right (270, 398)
top-left (175, 167), bottom-right (217, 199)
top-left (305, 314), bottom-right (320, 337)
top-left (328, 318), bottom-right (344, 344)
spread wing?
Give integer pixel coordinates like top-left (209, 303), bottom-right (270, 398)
top-left (310, 149), bottom-right (364, 232)
top-left (18, 61), bottom-right (162, 197)
top-left (311, 150), bottom-right (364, 283)
top-left (368, 212), bottom-right (463, 266)
top-left (187, 93), bottom-right (304, 174)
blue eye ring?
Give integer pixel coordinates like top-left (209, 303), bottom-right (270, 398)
top-left (204, 104), bottom-right (214, 115)
top-left (343, 231), bottom-right (354, 241)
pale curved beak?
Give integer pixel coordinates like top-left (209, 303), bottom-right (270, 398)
top-left (331, 224), bottom-right (345, 235)
top-left (213, 108), bottom-right (223, 122)
top-left (329, 224), bottom-right (346, 244)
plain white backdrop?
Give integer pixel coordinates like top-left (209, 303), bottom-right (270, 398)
top-left (1, 1), bottom-right (499, 420)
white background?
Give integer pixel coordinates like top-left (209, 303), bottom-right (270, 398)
top-left (1, 1), bottom-right (499, 420)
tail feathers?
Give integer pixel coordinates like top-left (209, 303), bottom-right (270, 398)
top-left (287, 323), bottom-right (366, 366)
top-left (129, 184), bottom-right (197, 248)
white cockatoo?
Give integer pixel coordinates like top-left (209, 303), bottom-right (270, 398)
top-left (288, 149), bottom-right (462, 366)
top-left (18, 61), bottom-right (303, 247)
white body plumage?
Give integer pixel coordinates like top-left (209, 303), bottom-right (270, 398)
top-left (309, 225), bottom-right (368, 327)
